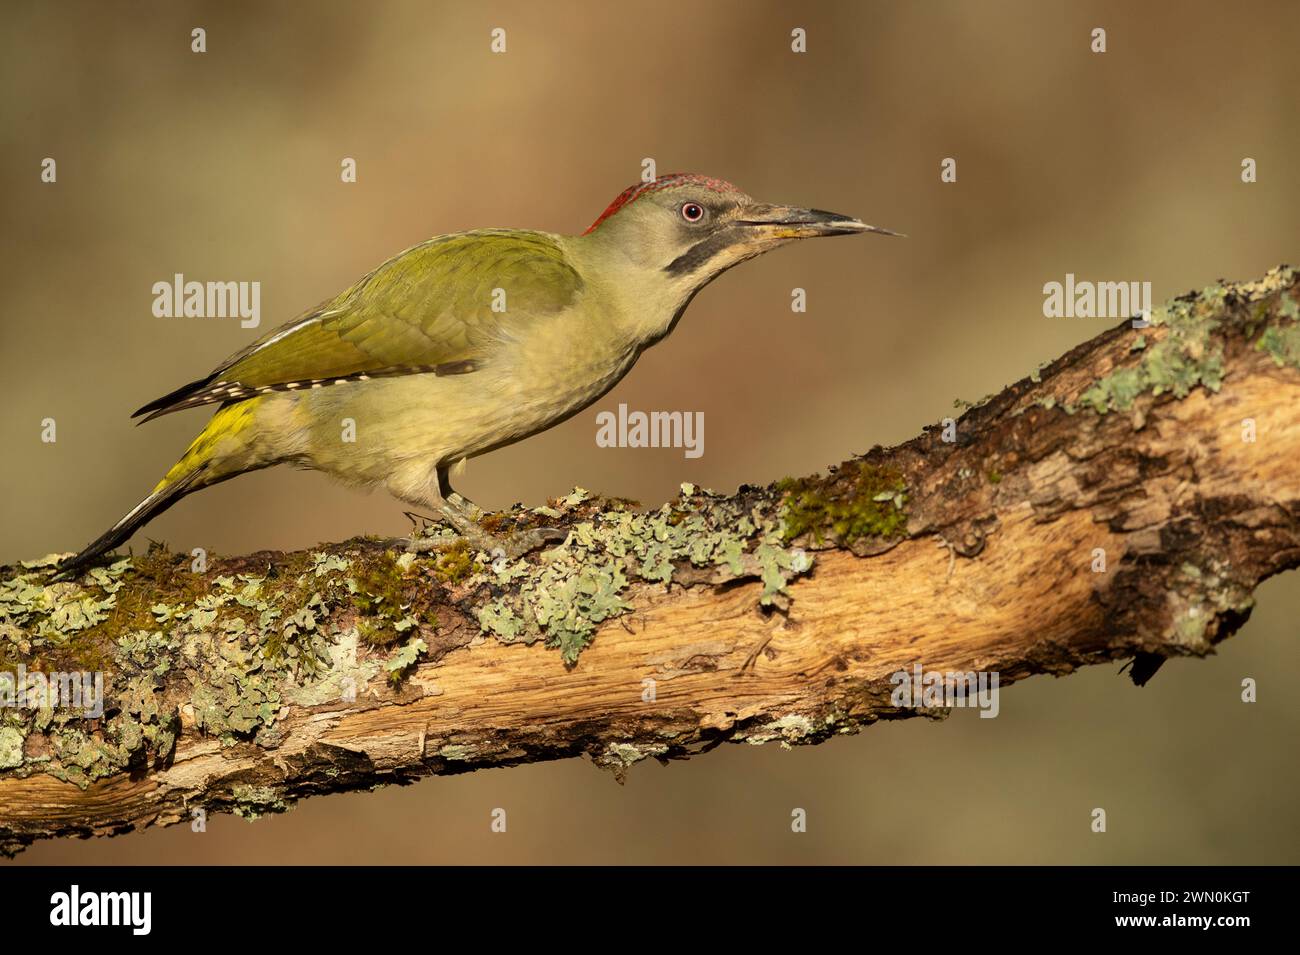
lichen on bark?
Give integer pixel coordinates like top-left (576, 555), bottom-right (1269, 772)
top-left (0, 265), bottom-right (1297, 858)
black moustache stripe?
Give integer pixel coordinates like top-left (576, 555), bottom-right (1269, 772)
top-left (663, 227), bottom-right (746, 277)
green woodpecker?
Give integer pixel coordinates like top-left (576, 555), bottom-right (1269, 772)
top-left (57, 174), bottom-right (898, 577)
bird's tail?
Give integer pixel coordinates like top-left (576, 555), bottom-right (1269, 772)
top-left (52, 467), bottom-right (207, 581)
top-left (53, 401), bottom-right (261, 581)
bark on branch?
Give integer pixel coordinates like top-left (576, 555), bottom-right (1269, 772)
top-left (2, 267), bottom-right (1299, 856)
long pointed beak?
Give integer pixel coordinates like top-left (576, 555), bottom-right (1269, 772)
top-left (736, 204), bottom-right (905, 238)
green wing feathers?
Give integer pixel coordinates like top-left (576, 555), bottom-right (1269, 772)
top-left (133, 231), bottom-right (583, 420)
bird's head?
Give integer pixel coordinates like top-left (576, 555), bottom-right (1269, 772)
top-left (579, 173), bottom-right (899, 293)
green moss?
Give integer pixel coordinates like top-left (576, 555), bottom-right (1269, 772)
top-left (0, 549), bottom-right (209, 677)
top-left (0, 531), bottom-right (469, 795)
top-left (349, 553), bottom-right (403, 618)
top-left (430, 539), bottom-right (475, 584)
top-left (354, 618), bottom-right (398, 649)
top-left (348, 551), bottom-right (440, 648)
top-left (777, 460), bottom-right (908, 546)
top-left (2, 478), bottom-right (833, 795)
top-left (1, 542), bottom-right (395, 785)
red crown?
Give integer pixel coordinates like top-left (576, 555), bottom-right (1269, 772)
top-left (584, 173), bottom-right (743, 235)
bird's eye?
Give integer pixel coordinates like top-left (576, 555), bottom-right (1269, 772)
top-left (680, 202), bottom-right (705, 223)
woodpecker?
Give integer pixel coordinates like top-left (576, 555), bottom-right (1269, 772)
top-left (57, 174), bottom-right (899, 577)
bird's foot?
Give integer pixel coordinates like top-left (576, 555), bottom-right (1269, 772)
top-left (404, 498), bottom-right (565, 561)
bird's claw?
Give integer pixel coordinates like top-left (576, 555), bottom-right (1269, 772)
top-left (499, 525), bottom-right (567, 558)
top-left (403, 509), bottom-right (567, 561)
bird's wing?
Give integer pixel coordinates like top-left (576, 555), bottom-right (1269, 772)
top-left (133, 230), bottom-right (583, 420)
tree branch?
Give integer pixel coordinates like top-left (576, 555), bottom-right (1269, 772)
top-left (2, 266), bottom-right (1298, 856)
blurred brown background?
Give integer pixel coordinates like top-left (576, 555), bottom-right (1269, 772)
top-left (2, 0), bottom-right (1297, 864)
